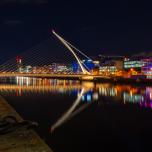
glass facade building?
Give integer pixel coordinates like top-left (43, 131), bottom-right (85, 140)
top-left (142, 58), bottom-right (152, 78)
top-left (124, 60), bottom-right (145, 70)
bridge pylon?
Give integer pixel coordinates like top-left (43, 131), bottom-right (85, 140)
top-left (52, 30), bottom-right (91, 75)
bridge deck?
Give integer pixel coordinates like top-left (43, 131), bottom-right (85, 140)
top-left (0, 73), bottom-right (110, 80)
top-left (0, 95), bottom-right (53, 152)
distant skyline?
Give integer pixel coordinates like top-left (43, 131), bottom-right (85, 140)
top-left (0, 0), bottom-right (152, 61)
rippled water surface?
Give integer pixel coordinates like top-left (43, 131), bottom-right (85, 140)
top-left (0, 77), bottom-right (152, 152)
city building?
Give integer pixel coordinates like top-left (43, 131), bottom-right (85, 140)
top-left (99, 60), bottom-right (123, 76)
top-left (51, 63), bottom-right (73, 74)
top-left (123, 56), bottom-right (152, 78)
top-left (124, 57), bottom-right (145, 72)
top-left (32, 65), bottom-right (51, 74)
top-left (82, 59), bottom-right (95, 71)
top-left (16, 56), bottom-right (24, 73)
top-left (141, 58), bottom-right (152, 79)
top-left (81, 59), bottom-right (100, 75)
top-left (72, 62), bottom-right (82, 74)
top-left (24, 65), bottom-right (32, 73)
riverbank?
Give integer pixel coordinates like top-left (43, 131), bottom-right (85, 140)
top-left (0, 95), bottom-right (53, 152)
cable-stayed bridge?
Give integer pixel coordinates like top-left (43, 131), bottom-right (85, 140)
top-left (0, 30), bottom-right (110, 80)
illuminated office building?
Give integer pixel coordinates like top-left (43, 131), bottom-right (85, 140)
top-left (32, 65), bottom-right (51, 74)
top-left (123, 57), bottom-right (145, 72)
top-left (141, 58), bottom-right (152, 78)
top-left (24, 65), bottom-right (32, 73)
top-left (99, 60), bottom-right (123, 75)
top-left (82, 59), bottom-right (100, 75)
top-left (51, 63), bottom-right (73, 74)
top-left (16, 56), bottom-right (23, 73)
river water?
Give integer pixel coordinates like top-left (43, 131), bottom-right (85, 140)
top-left (0, 77), bottom-right (152, 152)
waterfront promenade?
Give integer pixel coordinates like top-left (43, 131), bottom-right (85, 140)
top-left (0, 95), bottom-right (53, 152)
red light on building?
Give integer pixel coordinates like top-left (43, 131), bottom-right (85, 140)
top-left (16, 56), bottom-right (23, 73)
top-left (16, 56), bottom-right (23, 63)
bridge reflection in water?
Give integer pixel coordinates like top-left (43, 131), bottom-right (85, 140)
top-left (0, 77), bottom-right (152, 131)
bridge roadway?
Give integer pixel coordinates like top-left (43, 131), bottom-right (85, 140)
top-left (0, 73), bottom-right (111, 80)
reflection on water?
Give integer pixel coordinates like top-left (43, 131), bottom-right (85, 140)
top-left (0, 77), bottom-right (152, 110)
top-left (50, 88), bottom-right (86, 133)
top-left (1, 77), bottom-right (152, 152)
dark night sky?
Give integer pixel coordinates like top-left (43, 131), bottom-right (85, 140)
top-left (0, 0), bottom-right (152, 61)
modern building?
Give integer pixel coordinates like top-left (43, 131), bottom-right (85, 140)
top-left (72, 62), bottom-right (81, 74)
top-left (81, 59), bottom-right (100, 74)
top-left (24, 65), bottom-right (32, 73)
top-left (82, 59), bottom-right (95, 71)
top-left (124, 57), bottom-right (145, 72)
top-left (141, 58), bottom-right (152, 78)
top-left (32, 65), bottom-right (51, 74)
top-left (51, 63), bottom-right (73, 74)
top-left (123, 56), bottom-right (152, 77)
top-left (71, 59), bottom-right (100, 74)
top-left (16, 56), bottom-right (23, 73)
top-left (99, 60), bottom-right (123, 76)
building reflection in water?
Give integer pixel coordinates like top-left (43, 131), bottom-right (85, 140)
top-left (0, 77), bottom-right (152, 110)
top-left (0, 77), bottom-right (152, 132)
top-left (50, 88), bottom-right (86, 133)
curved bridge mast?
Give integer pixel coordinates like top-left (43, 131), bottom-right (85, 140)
top-left (52, 30), bottom-right (91, 75)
